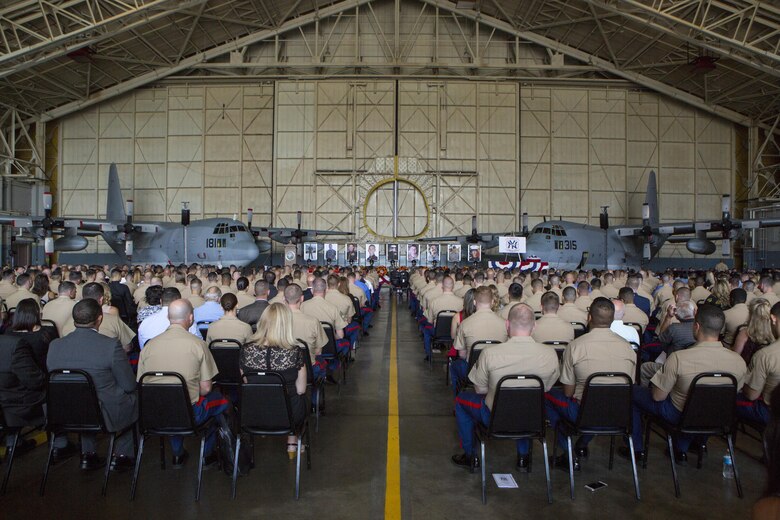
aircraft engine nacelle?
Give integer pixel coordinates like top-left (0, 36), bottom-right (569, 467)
top-left (54, 235), bottom-right (89, 252)
top-left (686, 238), bottom-right (717, 255)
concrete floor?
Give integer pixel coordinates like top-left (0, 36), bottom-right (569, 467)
top-left (0, 291), bottom-right (765, 519)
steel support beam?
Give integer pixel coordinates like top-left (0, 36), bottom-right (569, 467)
top-left (422, 0), bottom-right (752, 127)
top-left (39, 0), bottom-right (375, 122)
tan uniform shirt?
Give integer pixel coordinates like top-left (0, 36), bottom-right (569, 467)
top-left (574, 295), bottom-right (592, 313)
top-left (5, 288), bottom-right (40, 309)
top-left (499, 301), bottom-right (522, 320)
top-left (453, 308), bottom-right (508, 354)
top-left (690, 286), bottom-right (711, 303)
top-left (269, 292), bottom-right (285, 305)
top-left (654, 285), bottom-right (674, 310)
top-left (421, 286), bottom-right (443, 312)
top-left (557, 304), bottom-right (588, 326)
top-left (188, 295), bottom-right (206, 308)
top-left (761, 291), bottom-right (780, 307)
top-left (0, 281), bottom-right (17, 299)
top-left (532, 315), bottom-right (575, 344)
top-left (468, 336), bottom-right (560, 409)
top-left (723, 303), bottom-right (749, 346)
top-left (651, 341), bottom-right (747, 411)
top-left (137, 325), bottom-right (218, 404)
top-left (173, 283), bottom-right (191, 299)
top-left (560, 328), bottom-right (637, 401)
top-left (524, 292), bottom-right (543, 313)
top-left (325, 289), bottom-right (354, 322)
top-left (205, 315), bottom-right (253, 345)
top-left (348, 283), bottom-right (366, 307)
top-left (41, 296), bottom-right (76, 336)
top-left (133, 284), bottom-right (149, 306)
top-left (301, 295), bottom-right (348, 331)
top-left (290, 308), bottom-right (328, 362)
top-left (600, 285), bottom-right (619, 299)
top-left (745, 341), bottom-right (780, 405)
top-left (454, 284), bottom-right (472, 299)
top-left (62, 312), bottom-right (136, 347)
top-left (623, 304), bottom-right (649, 332)
top-left (425, 292), bottom-right (463, 323)
top-left (236, 292), bottom-right (255, 310)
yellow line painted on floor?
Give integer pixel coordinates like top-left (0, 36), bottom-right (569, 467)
top-left (385, 298), bottom-right (401, 519)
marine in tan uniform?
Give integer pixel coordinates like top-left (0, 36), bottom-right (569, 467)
top-left (5, 274), bottom-right (40, 309)
top-left (454, 274), bottom-right (473, 299)
top-left (690, 276), bottom-right (711, 303)
top-left (0, 269), bottom-right (17, 299)
top-left (188, 278), bottom-right (206, 309)
top-left (42, 281), bottom-right (77, 336)
top-left (61, 282), bottom-right (136, 351)
top-left (285, 284), bottom-right (328, 362)
top-left (453, 286), bottom-right (508, 360)
top-left (619, 287), bottom-right (649, 333)
top-left (205, 293), bottom-right (253, 345)
top-left (523, 279), bottom-right (545, 314)
top-left (301, 278), bottom-right (348, 332)
top-left (631, 304), bottom-right (746, 458)
top-left (574, 281), bottom-right (592, 312)
top-left (758, 276), bottom-right (780, 307)
top-left (546, 298), bottom-right (636, 467)
top-left (531, 291), bottom-right (575, 344)
top-left (558, 286), bottom-right (588, 325)
top-left (722, 288), bottom-right (749, 346)
top-left (499, 283), bottom-right (525, 320)
top-left (325, 275), bottom-right (355, 324)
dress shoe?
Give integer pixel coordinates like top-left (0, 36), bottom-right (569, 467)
top-left (202, 452), bottom-right (218, 468)
top-left (551, 454), bottom-right (580, 472)
top-left (617, 446), bottom-right (646, 462)
top-left (109, 455), bottom-right (135, 472)
top-left (80, 452), bottom-right (106, 471)
top-left (52, 442), bottom-right (79, 464)
top-left (451, 453), bottom-right (479, 470)
top-left (172, 449), bottom-right (189, 469)
top-left (664, 447), bottom-right (688, 465)
top-left (516, 454), bottom-right (530, 471)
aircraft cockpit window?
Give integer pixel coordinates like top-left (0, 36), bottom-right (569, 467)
top-left (213, 224), bottom-right (229, 235)
top-left (236, 225), bottom-right (246, 232)
top-left (542, 227), bottom-right (551, 235)
top-left (229, 226), bottom-right (239, 233)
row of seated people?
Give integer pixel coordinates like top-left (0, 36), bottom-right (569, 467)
top-left (0, 263), bottom-right (382, 486)
top-left (409, 266), bottom-right (778, 478)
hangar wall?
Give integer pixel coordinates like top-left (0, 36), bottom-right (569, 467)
top-left (59, 80), bottom-right (733, 258)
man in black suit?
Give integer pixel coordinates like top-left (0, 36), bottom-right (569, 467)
top-left (108, 269), bottom-right (136, 323)
top-left (47, 299), bottom-right (138, 471)
top-left (237, 279), bottom-right (270, 328)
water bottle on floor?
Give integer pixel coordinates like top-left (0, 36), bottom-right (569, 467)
top-left (722, 451), bottom-right (734, 479)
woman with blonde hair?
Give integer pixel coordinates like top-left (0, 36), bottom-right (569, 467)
top-left (732, 298), bottom-right (775, 364)
top-left (704, 278), bottom-right (731, 310)
top-left (99, 281), bottom-right (120, 316)
top-left (240, 302), bottom-right (307, 459)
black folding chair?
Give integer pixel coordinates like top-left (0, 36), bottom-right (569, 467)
top-left (208, 339), bottom-right (242, 390)
top-left (349, 294), bottom-right (363, 338)
top-left (0, 405), bottom-right (25, 495)
top-left (297, 342), bottom-right (324, 433)
top-left (552, 372), bottom-right (640, 501)
top-left (543, 341), bottom-right (568, 362)
top-left (320, 321), bottom-right (347, 395)
top-left (196, 320), bottom-right (213, 340)
top-left (41, 369), bottom-right (134, 497)
top-left (40, 319), bottom-right (59, 338)
top-left (570, 322), bottom-right (587, 338)
top-left (455, 340), bottom-right (500, 394)
top-left (642, 372), bottom-right (741, 499)
top-left (231, 371), bottom-right (311, 499)
top-left (475, 375), bottom-right (552, 504)
top-left (131, 372), bottom-right (216, 501)
top-left (430, 310), bottom-right (456, 371)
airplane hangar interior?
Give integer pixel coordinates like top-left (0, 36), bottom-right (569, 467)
top-left (0, 0), bottom-right (779, 519)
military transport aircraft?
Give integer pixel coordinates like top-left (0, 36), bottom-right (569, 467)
top-left (523, 171), bottom-right (780, 270)
top-left (0, 164), bottom-right (350, 266)
top-left (419, 215), bottom-right (526, 251)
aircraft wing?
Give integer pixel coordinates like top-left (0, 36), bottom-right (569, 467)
top-left (0, 215), bottom-right (158, 234)
top-left (615, 218), bottom-right (780, 238)
top-left (257, 227), bottom-right (353, 242)
top-left (418, 235), bottom-right (462, 242)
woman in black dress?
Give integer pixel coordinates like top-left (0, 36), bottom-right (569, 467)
top-left (240, 302), bottom-right (307, 460)
top-left (6, 298), bottom-right (56, 370)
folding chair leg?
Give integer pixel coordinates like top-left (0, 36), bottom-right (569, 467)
top-left (643, 420), bottom-right (651, 469)
top-left (1, 430), bottom-right (19, 495)
top-left (102, 433), bottom-right (116, 496)
top-left (542, 438), bottom-right (552, 504)
top-left (39, 435), bottom-right (56, 496)
top-left (445, 358), bottom-right (450, 386)
top-left (130, 436), bottom-right (145, 501)
top-left (627, 435), bottom-right (641, 500)
top-left (231, 436), bottom-right (241, 499)
top-left (315, 387), bottom-right (321, 433)
top-left (609, 436), bottom-right (615, 470)
top-left (528, 442), bottom-right (534, 474)
top-left (305, 426), bottom-right (312, 470)
top-left (566, 436), bottom-right (575, 500)
top-left (159, 437), bottom-right (166, 470)
top-left (295, 437), bottom-right (302, 499)
top-left (667, 434), bottom-right (680, 498)
top-left (727, 434), bottom-right (743, 499)
top-left (480, 440), bottom-right (487, 505)
top-left (195, 436), bottom-right (206, 502)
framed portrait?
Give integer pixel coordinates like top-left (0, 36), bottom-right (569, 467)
top-left (447, 244), bottom-right (462, 262)
top-left (387, 243), bottom-right (399, 262)
top-left (427, 243), bottom-right (440, 263)
top-left (346, 243), bottom-right (358, 264)
top-left (303, 243), bottom-right (317, 262)
top-left (406, 243), bottom-right (419, 263)
top-left (468, 244), bottom-right (482, 262)
top-left (324, 243), bottom-right (338, 263)
top-left (365, 243), bottom-right (380, 263)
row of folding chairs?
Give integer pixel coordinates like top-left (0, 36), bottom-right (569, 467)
top-left (0, 367), bottom-right (310, 501)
